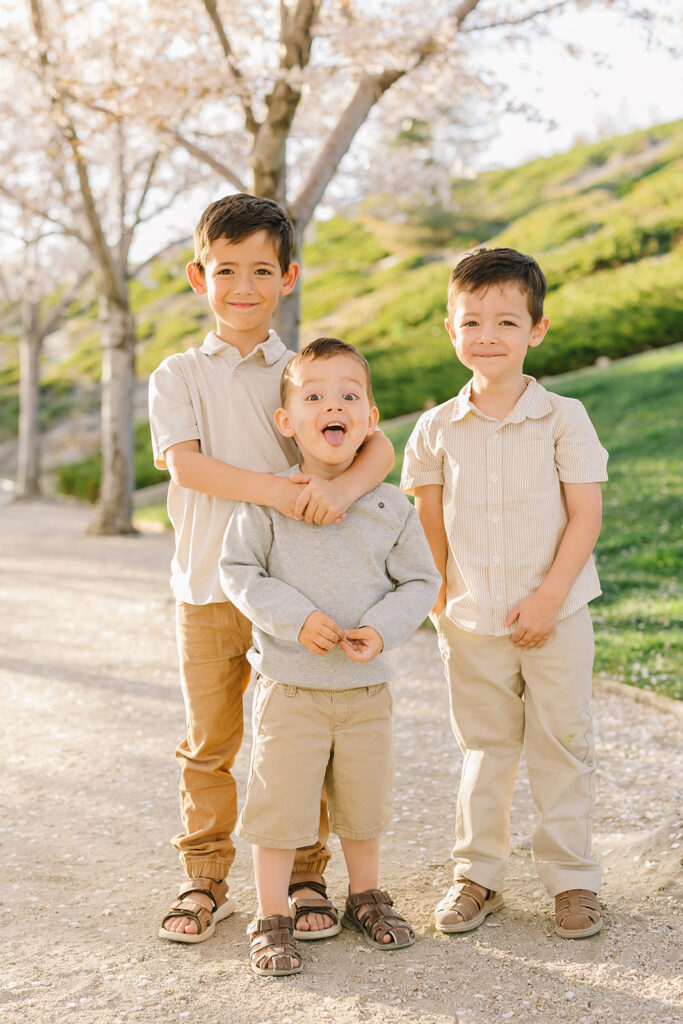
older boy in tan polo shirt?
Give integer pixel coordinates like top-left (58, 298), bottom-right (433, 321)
top-left (149, 194), bottom-right (393, 943)
top-left (402, 247), bottom-right (608, 939)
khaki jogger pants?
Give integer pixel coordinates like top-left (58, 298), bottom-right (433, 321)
top-left (437, 605), bottom-right (602, 897)
top-left (172, 600), bottom-right (331, 880)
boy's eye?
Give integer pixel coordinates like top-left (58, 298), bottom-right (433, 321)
top-left (501, 320), bottom-right (517, 327)
top-left (304, 393), bottom-right (321, 402)
top-left (255, 268), bottom-right (273, 276)
top-left (342, 393), bottom-right (359, 401)
top-left (462, 320), bottom-right (478, 328)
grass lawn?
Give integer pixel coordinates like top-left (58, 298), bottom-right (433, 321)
top-left (383, 346), bottom-right (682, 700)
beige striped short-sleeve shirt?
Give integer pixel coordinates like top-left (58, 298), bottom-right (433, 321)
top-left (401, 376), bottom-right (608, 636)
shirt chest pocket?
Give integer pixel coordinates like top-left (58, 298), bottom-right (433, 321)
top-left (503, 437), bottom-right (557, 500)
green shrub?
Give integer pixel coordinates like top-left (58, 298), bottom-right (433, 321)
top-left (56, 420), bottom-right (168, 502)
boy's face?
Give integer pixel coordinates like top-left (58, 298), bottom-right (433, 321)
top-left (186, 230), bottom-right (299, 354)
top-left (445, 282), bottom-right (549, 384)
top-left (274, 354), bottom-right (379, 479)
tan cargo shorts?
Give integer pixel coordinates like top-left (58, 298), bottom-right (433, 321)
top-left (237, 675), bottom-right (394, 848)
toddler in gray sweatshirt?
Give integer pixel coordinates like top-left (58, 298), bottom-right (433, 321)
top-left (219, 337), bottom-right (439, 977)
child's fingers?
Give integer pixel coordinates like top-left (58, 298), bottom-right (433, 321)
top-left (339, 639), bottom-right (368, 661)
top-left (293, 484), bottom-right (314, 520)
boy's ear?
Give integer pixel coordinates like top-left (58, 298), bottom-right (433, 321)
top-left (366, 405), bottom-right (380, 436)
top-left (274, 406), bottom-right (295, 438)
top-left (186, 262), bottom-right (207, 295)
top-left (529, 316), bottom-right (550, 348)
top-left (280, 262), bottom-right (300, 296)
top-left (444, 316), bottom-right (456, 343)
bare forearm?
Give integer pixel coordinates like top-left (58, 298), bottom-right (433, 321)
top-left (167, 446), bottom-right (291, 508)
top-left (336, 429), bottom-right (394, 505)
top-left (537, 486), bottom-right (602, 608)
top-left (414, 485), bottom-right (448, 611)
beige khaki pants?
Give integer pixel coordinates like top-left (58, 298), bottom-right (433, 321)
top-left (438, 605), bottom-right (601, 896)
top-left (172, 600), bottom-right (330, 880)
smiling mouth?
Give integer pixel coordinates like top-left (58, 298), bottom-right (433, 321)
top-left (322, 423), bottom-right (346, 447)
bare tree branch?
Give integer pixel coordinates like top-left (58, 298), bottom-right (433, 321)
top-left (27, 0), bottom-right (126, 303)
top-left (292, 0), bottom-right (485, 229)
top-left (42, 266), bottom-right (92, 336)
top-left (251, 0), bottom-right (322, 201)
top-left (168, 129), bottom-right (247, 191)
top-left (202, 0), bottom-right (259, 135)
top-left (463, 0), bottom-right (573, 32)
top-left (0, 183), bottom-right (90, 247)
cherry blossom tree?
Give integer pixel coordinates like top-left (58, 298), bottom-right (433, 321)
top-left (142, 0), bottom-right (669, 346)
top-left (0, 0), bottom-right (209, 532)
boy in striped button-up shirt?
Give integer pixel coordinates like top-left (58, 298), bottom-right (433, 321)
top-left (402, 247), bottom-right (608, 940)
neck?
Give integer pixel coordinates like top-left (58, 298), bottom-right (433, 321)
top-left (298, 455), bottom-right (355, 480)
top-left (469, 373), bottom-right (527, 420)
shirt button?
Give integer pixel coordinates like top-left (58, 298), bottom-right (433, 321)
top-left (234, 369), bottom-right (241, 377)
top-left (378, 502), bottom-right (385, 508)
top-left (491, 514), bottom-right (499, 523)
top-left (490, 474), bottom-right (498, 482)
top-left (493, 555), bottom-right (501, 563)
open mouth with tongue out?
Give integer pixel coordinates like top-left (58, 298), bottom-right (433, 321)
top-left (322, 422), bottom-right (346, 447)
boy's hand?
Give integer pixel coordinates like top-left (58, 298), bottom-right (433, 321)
top-left (290, 473), bottom-right (348, 526)
top-left (504, 592), bottom-right (560, 650)
top-left (271, 474), bottom-right (313, 520)
top-left (429, 586), bottom-right (447, 626)
top-left (298, 611), bottom-right (344, 654)
top-left (339, 626), bottom-right (384, 662)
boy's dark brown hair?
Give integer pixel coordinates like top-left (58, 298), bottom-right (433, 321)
top-left (280, 337), bottom-right (375, 407)
top-left (448, 247), bottom-right (547, 324)
top-left (193, 193), bottom-right (295, 273)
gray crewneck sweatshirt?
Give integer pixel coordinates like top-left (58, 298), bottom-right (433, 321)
top-left (219, 476), bottom-right (440, 688)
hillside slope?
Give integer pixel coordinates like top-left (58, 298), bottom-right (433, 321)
top-left (0, 118), bottom-right (681, 447)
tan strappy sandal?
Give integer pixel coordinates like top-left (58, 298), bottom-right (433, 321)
top-left (288, 878), bottom-right (342, 940)
top-left (434, 877), bottom-right (503, 933)
top-left (248, 915), bottom-right (303, 976)
top-left (158, 877), bottom-right (235, 944)
top-left (555, 889), bottom-right (603, 938)
top-left (342, 888), bottom-right (415, 950)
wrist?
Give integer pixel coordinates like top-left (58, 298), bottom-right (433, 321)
top-left (534, 580), bottom-right (566, 609)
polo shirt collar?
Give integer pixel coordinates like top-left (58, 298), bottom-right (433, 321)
top-left (198, 330), bottom-right (287, 365)
top-left (450, 375), bottom-right (552, 423)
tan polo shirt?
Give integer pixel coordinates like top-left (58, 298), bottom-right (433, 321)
top-left (148, 330), bottom-right (298, 604)
top-left (401, 376), bottom-right (609, 636)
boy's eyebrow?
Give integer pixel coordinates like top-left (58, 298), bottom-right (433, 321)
top-left (459, 309), bottom-right (522, 317)
top-left (215, 258), bottom-right (279, 268)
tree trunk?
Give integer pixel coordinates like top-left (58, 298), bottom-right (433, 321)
top-left (88, 293), bottom-right (137, 535)
top-left (16, 301), bottom-right (42, 500)
top-left (271, 227), bottom-right (302, 351)
top-left (273, 286), bottom-right (300, 351)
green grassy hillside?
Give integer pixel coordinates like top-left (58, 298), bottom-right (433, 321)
top-left (0, 119), bottom-right (681, 440)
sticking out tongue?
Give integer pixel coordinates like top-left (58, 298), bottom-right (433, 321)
top-left (323, 425), bottom-right (345, 447)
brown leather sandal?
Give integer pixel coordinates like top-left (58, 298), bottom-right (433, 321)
top-left (342, 888), bottom-right (415, 950)
top-left (288, 878), bottom-right (342, 940)
top-left (555, 889), bottom-right (603, 938)
top-left (158, 877), bottom-right (235, 944)
top-left (434, 878), bottom-right (504, 933)
top-left (248, 915), bottom-right (303, 976)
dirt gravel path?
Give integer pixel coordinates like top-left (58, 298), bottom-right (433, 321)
top-left (1, 500), bottom-right (681, 1024)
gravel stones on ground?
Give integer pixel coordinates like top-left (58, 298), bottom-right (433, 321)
top-left (1, 500), bottom-right (681, 1024)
